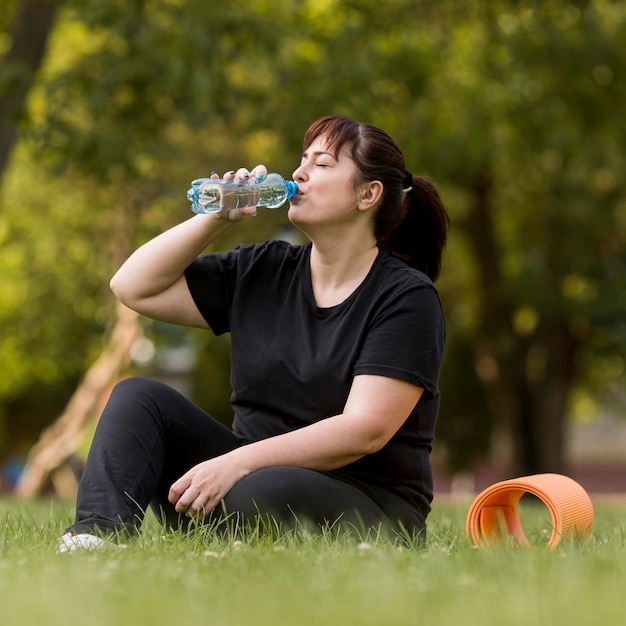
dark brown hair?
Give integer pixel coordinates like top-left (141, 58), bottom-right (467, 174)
top-left (303, 115), bottom-right (450, 281)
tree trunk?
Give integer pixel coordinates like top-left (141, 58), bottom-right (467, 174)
top-left (15, 302), bottom-right (142, 498)
top-left (526, 324), bottom-right (579, 473)
top-left (462, 171), bottom-right (578, 477)
top-left (0, 0), bottom-right (60, 183)
top-left (473, 324), bottom-right (580, 477)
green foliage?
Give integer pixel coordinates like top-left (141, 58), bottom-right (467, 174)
top-left (1, 161), bottom-right (111, 386)
top-left (0, 0), bottom-right (21, 38)
top-left (1, 0), bottom-right (625, 470)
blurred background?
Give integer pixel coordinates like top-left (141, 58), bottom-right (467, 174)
top-left (1, 0), bottom-right (625, 500)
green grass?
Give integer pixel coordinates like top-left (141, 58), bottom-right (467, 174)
top-left (1, 497), bottom-right (625, 626)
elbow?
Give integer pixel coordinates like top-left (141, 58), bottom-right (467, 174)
top-left (361, 430), bottom-right (393, 456)
top-left (109, 272), bottom-right (135, 308)
top-left (109, 272), bottom-right (125, 301)
top-left (343, 413), bottom-right (397, 457)
top-left (109, 274), bottom-right (120, 298)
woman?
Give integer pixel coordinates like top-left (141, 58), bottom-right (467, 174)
top-left (59, 115), bottom-right (450, 551)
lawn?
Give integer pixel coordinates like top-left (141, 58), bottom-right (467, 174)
top-left (1, 496), bottom-right (625, 626)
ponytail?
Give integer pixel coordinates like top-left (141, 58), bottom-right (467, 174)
top-left (379, 175), bottom-right (450, 282)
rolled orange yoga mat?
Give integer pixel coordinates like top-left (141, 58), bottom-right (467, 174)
top-left (466, 473), bottom-right (594, 549)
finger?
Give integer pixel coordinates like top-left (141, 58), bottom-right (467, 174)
top-left (168, 474), bottom-right (193, 505)
top-left (234, 167), bottom-right (250, 180)
top-left (223, 168), bottom-right (249, 180)
top-left (216, 170), bottom-right (242, 213)
top-left (217, 169), bottom-right (257, 218)
top-left (168, 484), bottom-right (183, 505)
top-left (187, 497), bottom-right (210, 519)
top-left (174, 488), bottom-right (201, 513)
top-left (249, 164), bottom-right (267, 181)
top-left (232, 167), bottom-right (259, 214)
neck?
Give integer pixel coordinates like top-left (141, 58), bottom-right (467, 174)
top-left (308, 235), bottom-right (379, 307)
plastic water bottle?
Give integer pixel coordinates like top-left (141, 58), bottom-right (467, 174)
top-left (187, 173), bottom-right (299, 214)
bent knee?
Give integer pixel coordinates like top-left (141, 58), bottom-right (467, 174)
top-left (110, 377), bottom-right (183, 406)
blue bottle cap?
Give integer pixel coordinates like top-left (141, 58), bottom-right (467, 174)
top-left (284, 180), bottom-right (299, 199)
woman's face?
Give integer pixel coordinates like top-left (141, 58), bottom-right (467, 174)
top-left (288, 135), bottom-right (362, 228)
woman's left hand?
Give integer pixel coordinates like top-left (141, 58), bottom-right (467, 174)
top-left (168, 453), bottom-right (244, 518)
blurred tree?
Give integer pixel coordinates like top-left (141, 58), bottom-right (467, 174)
top-left (0, 0), bottom-right (61, 183)
top-left (414, 0), bottom-right (626, 474)
top-left (1, 0), bottom-right (625, 487)
top-left (1, 0), bottom-right (301, 469)
top-left (240, 0), bottom-right (626, 475)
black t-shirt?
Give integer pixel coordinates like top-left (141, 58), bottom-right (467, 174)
top-left (185, 240), bottom-right (445, 527)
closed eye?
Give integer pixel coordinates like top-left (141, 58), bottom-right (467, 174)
top-left (301, 149), bottom-right (337, 166)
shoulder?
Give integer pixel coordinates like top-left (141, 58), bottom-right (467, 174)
top-left (372, 249), bottom-right (441, 309)
top-left (375, 249), bottom-right (436, 290)
top-left (230, 239), bottom-right (308, 265)
top-left (368, 250), bottom-right (445, 327)
top-left (230, 240), bottom-right (309, 281)
top-left (192, 239), bottom-right (309, 274)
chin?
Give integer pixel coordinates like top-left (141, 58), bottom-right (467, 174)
top-left (287, 207), bottom-right (311, 234)
top-left (287, 204), bottom-right (303, 223)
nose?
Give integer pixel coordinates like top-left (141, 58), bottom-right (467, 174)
top-left (292, 164), bottom-right (307, 183)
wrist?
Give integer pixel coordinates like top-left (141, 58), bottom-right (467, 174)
top-left (195, 212), bottom-right (234, 228)
top-left (227, 446), bottom-right (255, 482)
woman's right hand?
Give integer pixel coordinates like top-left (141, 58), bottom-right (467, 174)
top-left (109, 164), bottom-right (268, 326)
top-left (213, 164), bottom-right (268, 221)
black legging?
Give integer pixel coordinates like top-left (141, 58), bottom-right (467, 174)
top-left (69, 377), bottom-right (394, 537)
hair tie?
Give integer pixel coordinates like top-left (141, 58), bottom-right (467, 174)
top-left (402, 171), bottom-right (413, 193)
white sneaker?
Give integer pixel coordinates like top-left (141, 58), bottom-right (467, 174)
top-left (57, 532), bottom-right (110, 554)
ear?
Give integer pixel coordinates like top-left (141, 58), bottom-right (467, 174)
top-left (357, 180), bottom-right (383, 212)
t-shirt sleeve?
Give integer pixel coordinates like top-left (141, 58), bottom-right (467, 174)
top-left (184, 248), bottom-right (241, 335)
top-left (353, 285), bottom-right (445, 398)
top-left (184, 241), bottom-right (286, 335)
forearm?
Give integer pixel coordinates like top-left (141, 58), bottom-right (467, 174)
top-left (228, 412), bottom-right (381, 480)
top-left (168, 376), bottom-right (422, 515)
top-left (110, 213), bottom-right (232, 303)
top-left (226, 376), bottom-right (423, 482)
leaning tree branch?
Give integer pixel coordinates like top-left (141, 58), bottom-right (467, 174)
top-left (15, 302), bottom-right (142, 498)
